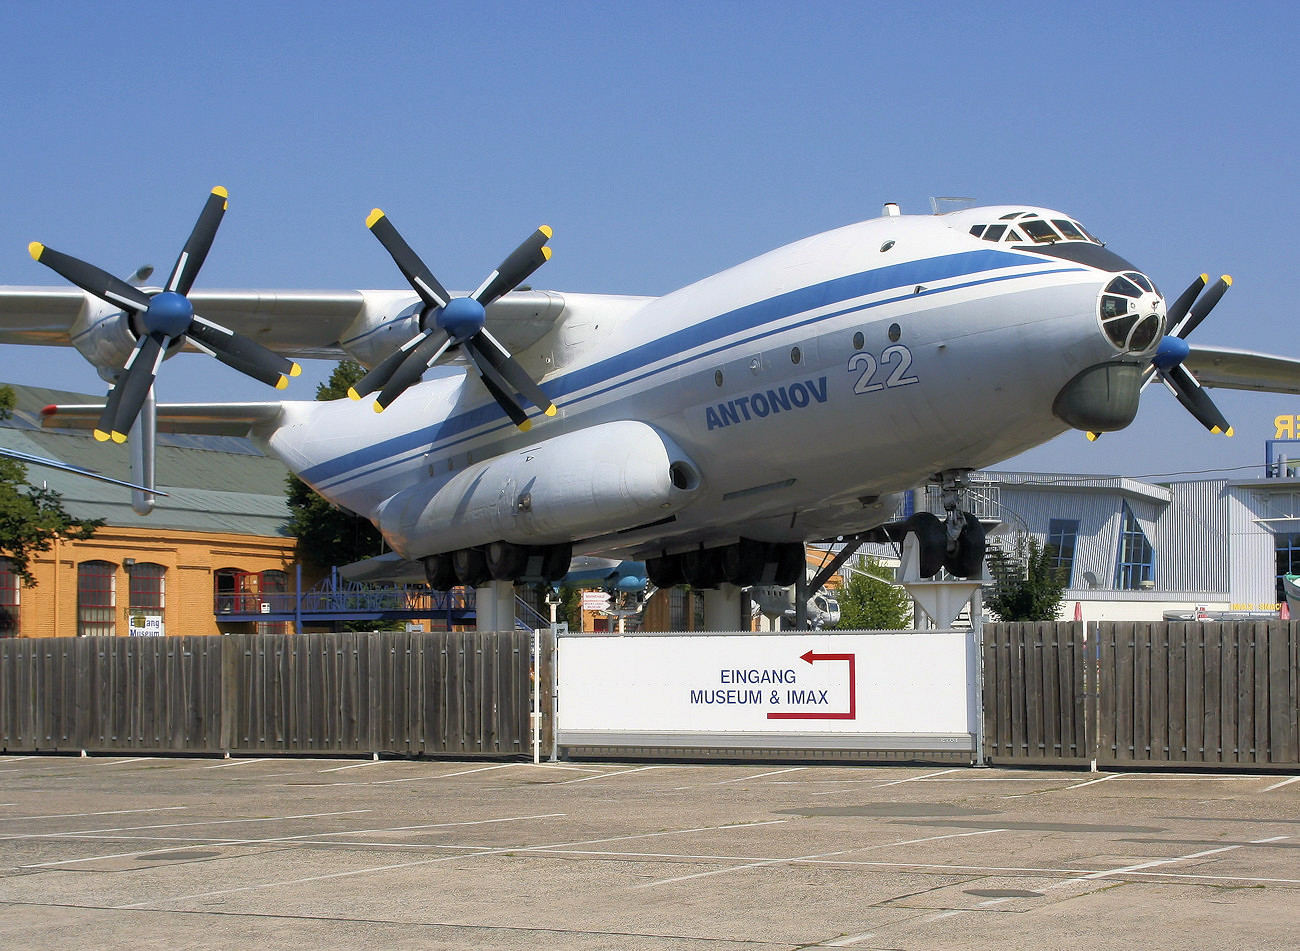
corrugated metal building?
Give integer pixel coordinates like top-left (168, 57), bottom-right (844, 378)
top-left (967, 469), bottom-right (1300, 621)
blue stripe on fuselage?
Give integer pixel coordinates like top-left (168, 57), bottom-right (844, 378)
top-left (300, 248), bottom-right (1069, 487)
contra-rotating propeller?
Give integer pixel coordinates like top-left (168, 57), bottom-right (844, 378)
top-left (349, 209), bottom-right (557, 430)
top-left (29, 187), bottom-right (301, 443)
top-left (1089, 272), bottom-right (1233, 441)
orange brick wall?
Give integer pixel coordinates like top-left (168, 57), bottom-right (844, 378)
top-left (12, 525), bottom-right (295, 638)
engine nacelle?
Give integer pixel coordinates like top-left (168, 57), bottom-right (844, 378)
top-left (67, 295), bottom-right (139, 383)
top-left (376, 421), bottom-right (704, 559)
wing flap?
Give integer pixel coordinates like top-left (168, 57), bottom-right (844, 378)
top-left (1185, 346), bottom-right (1300, 395)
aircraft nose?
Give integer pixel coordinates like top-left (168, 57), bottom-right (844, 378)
top-left (1098, 271), bottom-right (1166, 355)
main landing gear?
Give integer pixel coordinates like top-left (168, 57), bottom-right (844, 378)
top-left (421, 542), bottom-right (572, 591)
top-left (645, 539), bottom-right (805, 590)
top-left (903, 469), bottom-right (986, 579)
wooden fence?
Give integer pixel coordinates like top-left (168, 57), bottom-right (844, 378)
top-left (985, 620), bottom-right (1300, 768)
top-left (0, 630), bottom-right (534, 756)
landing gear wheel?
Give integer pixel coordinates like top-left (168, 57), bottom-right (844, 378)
top-left (904, 512), bottom-right (947, 579)
top-left (486, 541), bottom-right (527, 581)
top-left (943, 512), bottom-right (986, 578)
top-left (771, 542), bottom-right (805, 587)
top-left (423, 554), bottom-right (457, 591)
top-left (646, 552), bottom-right (685, 588)
top-left (452, 547), bottom-right (490, 587)
top-left (722, 538), bottom-right (768, 587)
top-left (538, 543), bottom-right (572, 584)
top-left (682, 548), bottom-right (724, 589)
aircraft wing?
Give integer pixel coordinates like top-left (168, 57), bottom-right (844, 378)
top-left (0, 286), bottom-right (574, 361)
top-left (41, 402), bottom-right (284, 437)
top-left (1185, 346), bottom-right (1300, 395)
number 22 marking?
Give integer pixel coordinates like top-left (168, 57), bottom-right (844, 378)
top-left (848, 344), bottom-right (919, 394)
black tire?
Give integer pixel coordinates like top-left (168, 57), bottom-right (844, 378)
top-left (771, 542), bottom-right (805, 587)
top-left (682, 547), bottom-right (724, 589)
top-left (423, 554), bottom-right (457, 591)
top-left (722, 538), bottom-right (768, 587)
top-left (486, 541), bottom-right (528, 581)
top-left (944, 511), bottom-right (986, 578)
top-left (538, 543), bottom-right (572, 583)
top-left (452, 547), bottom-right (491, 588)
top-left (905, 512), bottom-right (947, 578)
top-left (646, 552), bottom-right (685, 588)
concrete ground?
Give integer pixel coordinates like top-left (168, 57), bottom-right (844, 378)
top-left (0, 755), bottom-right (1297, 950)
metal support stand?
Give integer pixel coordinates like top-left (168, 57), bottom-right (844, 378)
top-left (475, 580), bottom-right (516, 632)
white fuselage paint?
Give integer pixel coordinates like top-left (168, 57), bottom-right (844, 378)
top-left (259, 209), bottom-right (1132, 561)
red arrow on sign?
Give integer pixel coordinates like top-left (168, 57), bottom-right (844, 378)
top-left (767, 649), bottom-right (856, 720)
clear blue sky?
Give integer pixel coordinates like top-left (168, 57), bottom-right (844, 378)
top-left (2, 1), bottom-right (1298, 480)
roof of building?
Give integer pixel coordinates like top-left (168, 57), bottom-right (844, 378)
top-left (1, 382), bottom-right (292, 538)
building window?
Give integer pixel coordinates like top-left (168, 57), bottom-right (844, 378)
top-left (258, 570), bottom-right (289, 635)
top-left (1047, 519), bottom-right (1080, 586)
top-left (78, 560), bottom-right (116, 637)
top-left (1274, 531), bottom-right (1300, 602)
top-left (0, 558), bottom-right (17, 637)
top-left (128, 563), bottom-right (166, 635)
top-left (1115, 503), bottom-right (1154, 590)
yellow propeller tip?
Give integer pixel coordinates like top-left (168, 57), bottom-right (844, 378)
top-left (372, 401), bottom-right (386, 414)
top-left (1222, 275), bottom-right (1233, 286)
top-left (347, 387), bottom-right (361, 401)
top-left (1086, 432), bottom-right (1099, 442)
top-left (1199, 273), bottom-right (1209, 282)
top-left (544, 405), bottom-right (557, 417)
top-left (275, 376), bottom-right (289, 390)
top-left (518, 420), bottom-right (532, 432)
top-left (111, 431), bottom-right (128, 444)
top-left (541, 246), bottom-right (553, 261)
top-left (93, 429), bottom-right (111, 442)
top-left (1211, 426), bottom-right (1222, 435)
top-left (28, 242), bottom-right (44, 261)
top-left (539, 225), bottom-right (553, 239)
top-left (1225, 427), bottom-right (1234, 437)
top-left (366, 208), bottom-right (385, 229)
top-left (289, 362), bottom-right (302, 377)
top-left (212, 186), bottom-right (228, 198)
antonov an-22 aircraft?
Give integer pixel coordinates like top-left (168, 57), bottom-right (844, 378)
top-left (5, 187), bottom-right (1300, 593)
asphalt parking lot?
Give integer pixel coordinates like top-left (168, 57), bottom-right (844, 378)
top-left (1, 754), bottom-right (1297, 950)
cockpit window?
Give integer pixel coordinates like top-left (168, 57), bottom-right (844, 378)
top-left (1052, 219), bottom-right (1085, 240)
top-left (1106, 275), bottom-right (1143, 297)
top-left (969, 225), bottom-right (986, 238)
top-left (981, 224), bottom-right (1006, 242)
top-left (1021, 220), bottom-right (1060, 243)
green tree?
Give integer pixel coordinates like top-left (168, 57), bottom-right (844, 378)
top-left (0, 386), bottom-right (102, 585)
top-left (832, 556), bottom-right (912, 630)
top-left (285, 362), bottom-right (387, 570)
top-left (984, 532), bottom-right (1068, 622)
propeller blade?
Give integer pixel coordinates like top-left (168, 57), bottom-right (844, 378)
top-left (464, 338), bottom-right (531, 430)
top-left (107, 333), bottom-right (168, 441)
top-left (1175, 275), bottom-right (1231, 340)
top-left (473, 328), bottom-right (556, 416)
top-left (187, 317), bottom-right (301, 388)
top-left (374, 330), bottom-right (451, 411)
top-left (166, 186), bottom-right (228, 295)
top-left (348, 332), bottom-right (430, 400)
top-left (95, 378), bottom-right (130, 443)
top-left (366, 209), bottom-right (451, 309)
top-left (1165, 274), bottom-right (1208, 334)
top-left (1163, 363), bottom-right (1233, 435)
top-left (28, 243), bottom-right (151, 313)
top-left (472, 226), bottom-right (552, 307)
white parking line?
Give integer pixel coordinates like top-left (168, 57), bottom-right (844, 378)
top-left (818, 930), bottom-right (877, 946)
top-left (1082, 844), bottom-right (1242, 880)
top-left (0, 809), bottom-right (371, 842)
top-left (199, 759), bottom-right (260, 769)
top-left (1065, 773), bottom-right (1127, 789)
top-left (677, 766), bottom-right (806, 789)
top-left (1262, 775), bottom-right (1300, 792)
top-left (873, 768), bottom-right (963, 788)
top-left (0, 806), bottom-right (188, 822)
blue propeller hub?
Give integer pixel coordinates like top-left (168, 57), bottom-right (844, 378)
top-left (1151, 334), bottom-right (1190, 372)
top-left (438, 297), bottom-right (486, 341)
top-left (144, 291), bottom-right (195, 338)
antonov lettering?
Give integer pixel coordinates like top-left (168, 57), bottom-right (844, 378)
top-left (705, 376), bottom-right (829, 431)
